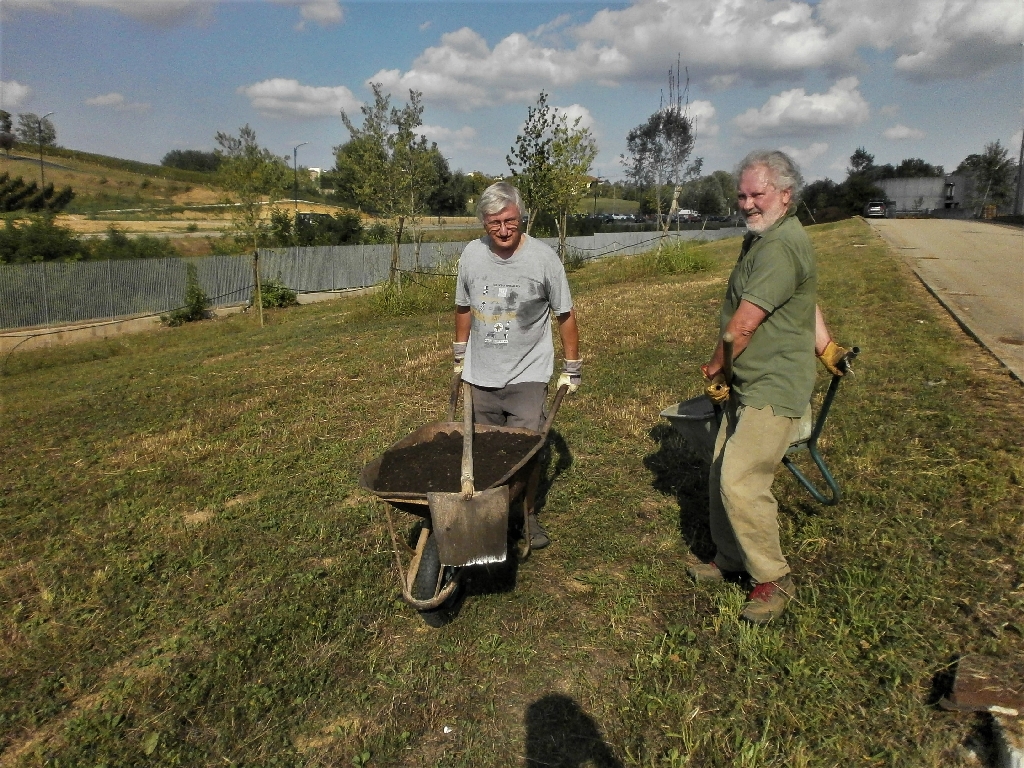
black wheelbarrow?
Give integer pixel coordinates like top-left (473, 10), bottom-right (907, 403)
top-left (359, 376), bottom-right (567, 626)
top-left (661, 343), bottom-right (860, 505)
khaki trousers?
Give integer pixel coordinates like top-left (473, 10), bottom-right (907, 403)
top-left (708, 402), bottom-right (799, 584)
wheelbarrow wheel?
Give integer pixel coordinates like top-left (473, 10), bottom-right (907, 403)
top-left (412, 532), bottom-right (458, 627)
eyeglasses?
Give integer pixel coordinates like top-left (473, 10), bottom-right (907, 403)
top-left (484, 216), bottom-right (521, 232)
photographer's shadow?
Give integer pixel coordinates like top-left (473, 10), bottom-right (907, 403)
top-left (524, 694), bottom-right (622, 767)
top-left (643, 422), bottom-right (715, 561)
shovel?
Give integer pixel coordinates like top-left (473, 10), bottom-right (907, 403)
top-left (427, 384), bottom-right (510, 567)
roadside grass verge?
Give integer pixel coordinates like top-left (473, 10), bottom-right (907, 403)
top-left (1, 219), bottom-right (1020, 766)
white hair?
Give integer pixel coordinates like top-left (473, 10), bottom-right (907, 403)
top-left (476, 182), bottom-right (524, 221)
top-left (736, 150), bottom-right (804, 199)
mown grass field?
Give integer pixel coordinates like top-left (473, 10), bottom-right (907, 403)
top-left (1, 219), bottom-right (1021, 767)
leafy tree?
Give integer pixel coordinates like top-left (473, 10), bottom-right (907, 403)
top-left (214, 124), bottom-right (289, 249)
top-left (336, 83), bottom-right (437, 283)
top-left (955, 140), bottom-right (1017, 211)
top-left (161, 149), bottom-right (222, 173)
top-left (506, 92), bottom-right (557, 235)
top-left (894, 158), bottom-right (944, 178)
top-left (0, 172), bottom-right (74, 213)
top-left (425, 152), bottom-right (473, 216)
top-left (268, 209), bottom-right (363, 247)
top-left (621, 64), bottom-right (698, 235)
top-left (16, 113), bottom-right (57, 146)
top-left (848, 147), bottom-right (874, 176)
top-left (549, 112), bottom-right (598, 256)
top-left (0, 110), bottom-right (11, 134)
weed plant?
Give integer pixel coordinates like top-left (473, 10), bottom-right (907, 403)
top-left (160, 262), bottom-right (210, 326)
top-left (1, 220), bottom-right (1020, 766)
top-left (255, 277), bottom-right (299, 309)
top-left (369, 259), bottom-right (458, 318)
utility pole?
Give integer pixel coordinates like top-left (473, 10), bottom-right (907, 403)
top-left (38, 112), bottom-right (54, 188)
top-left (1014, 124), bottom-right (1024, 216)
top-left (293, 142), bottom-right (308, 213)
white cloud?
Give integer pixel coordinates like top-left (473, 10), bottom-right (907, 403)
top-left (419, 124), bottom-right (477, 150)
top-left (733, 77), bottom-right (870, 137)
top-left (689, 100), bottom-right (718, 138)
top-left (367, 26), bottom-right (629, 109)
top-left (0, 80), bottom-right (32, 108)
top-left (271, 0), bottom-right (343, 30)
top-left (367, 0), bottom-right (1020, 113)
top-left (819, 0), bottom-right (1024, 80)
top-left (419, 20), bottom-right (432, 32)
top-left (883, 124), bottom-right (925, 140)
top-left (778, 142), bottom-right (830, 169)
top-left (85, 92), bottom-right (151, 113)
top-left (239, 78), bottom-right (361, 118)
top-left (554, 103), bottom-right (595, 133)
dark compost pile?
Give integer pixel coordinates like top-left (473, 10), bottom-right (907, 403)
top-left (374, 431), bottom-right (540, 493)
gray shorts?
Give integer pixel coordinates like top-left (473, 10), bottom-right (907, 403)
top-left (470, 382), bottom-right (548, 432)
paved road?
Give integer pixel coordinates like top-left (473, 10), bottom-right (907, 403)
top-left (868, 218), bottom-right (1024, 381)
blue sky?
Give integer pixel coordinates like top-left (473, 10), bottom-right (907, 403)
top-left (1, 0), bottom-right (1021, 183)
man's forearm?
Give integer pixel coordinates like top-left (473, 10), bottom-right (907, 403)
top-left (455, 306), bottom-right (471, 343)
top-left (814, 304), bottom-right (832, 355)
top-left (557, 310), bottom-right (579, 360)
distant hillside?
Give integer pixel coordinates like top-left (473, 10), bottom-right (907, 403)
top-left (8, 142), bottom-right (215, 185)
top-left (1, 144), bottom-right (226, 214)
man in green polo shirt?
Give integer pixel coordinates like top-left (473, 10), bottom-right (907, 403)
top-left (691, 150), bottom-right (848, 623)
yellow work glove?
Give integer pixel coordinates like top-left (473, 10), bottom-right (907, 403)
top-left (557, 359), bottom-right (582, 393)
top-left (817, 340), bottom-right (848, 377)
top-left (453, 341), bottom-right (467, 376)
top-left (704, 373), bottom-right (730, 405)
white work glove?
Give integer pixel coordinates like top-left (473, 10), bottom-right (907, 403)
top-left (557, 359), bottom-right (582, 393)
top-left (453, 341), bottom-right (467, 375)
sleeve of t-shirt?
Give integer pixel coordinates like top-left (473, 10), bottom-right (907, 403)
top-left (740, 241), bottom-right (799, 314)
top-left (545, 255), bottom-right (574, 315)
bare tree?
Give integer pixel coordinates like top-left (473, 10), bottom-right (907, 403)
top-left (621, 61), bottom-right (699, 236)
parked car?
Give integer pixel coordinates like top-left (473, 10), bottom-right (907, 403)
top-left (863, 200), bottom-right (889, 218)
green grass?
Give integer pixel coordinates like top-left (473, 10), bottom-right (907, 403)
top-left (1, 219), bottom-right (1021, 766)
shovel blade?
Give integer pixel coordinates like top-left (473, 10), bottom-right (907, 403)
top-left (427, 486), bottom-right (510, 566)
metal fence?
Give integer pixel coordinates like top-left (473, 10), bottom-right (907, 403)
top-left (0, 229), bottom-right (743, 331)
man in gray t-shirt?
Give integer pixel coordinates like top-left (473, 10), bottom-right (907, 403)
top-left (452, 182), bottom-right (580, 549)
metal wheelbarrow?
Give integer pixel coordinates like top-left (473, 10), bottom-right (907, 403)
top-left (359, 376), bottom-right (567, 626)
top-left (661, 342), bottom-right (860, 505)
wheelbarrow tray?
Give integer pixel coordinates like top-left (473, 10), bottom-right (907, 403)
top-left (358, 420), bottom-right (546, 517)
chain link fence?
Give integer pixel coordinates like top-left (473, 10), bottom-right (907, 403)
top-left (0, 229), bottom-right (742, 331)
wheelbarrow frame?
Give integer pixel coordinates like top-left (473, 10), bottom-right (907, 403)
top-left (662, 347), bottom-right (860, 506)
top-left (360, 377), bottom-right (567, 612)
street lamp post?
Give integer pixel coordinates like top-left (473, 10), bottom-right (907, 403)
top-left (292, 142), bottom-right (308, 213)
top-left (39, 112), bottom-right (54, 188)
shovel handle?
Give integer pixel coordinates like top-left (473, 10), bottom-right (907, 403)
top-left (461, 385), bottom-right (475, 498)
top-left (722, 332), bottom-right (734, 384)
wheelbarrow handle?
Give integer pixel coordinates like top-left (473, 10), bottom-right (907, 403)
top-left (448, 372), bottom-right (463, 422)
top-left (722, 331), bottom-right (735, 384)
top-left (540, 384), bottom-right (569, 440)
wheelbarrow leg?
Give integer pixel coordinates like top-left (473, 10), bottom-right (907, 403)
top-left (516, 461), bottom-right (543, 560)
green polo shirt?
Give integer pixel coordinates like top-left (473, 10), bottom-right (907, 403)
top-left (720, 212), bottom-right (817, 417)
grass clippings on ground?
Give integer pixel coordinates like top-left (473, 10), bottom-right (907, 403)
top-left (1, 219), bottom-right (1021, 767)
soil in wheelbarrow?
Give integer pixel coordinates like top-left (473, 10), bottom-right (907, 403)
top-left (374, 431), bottom-right (540, 493)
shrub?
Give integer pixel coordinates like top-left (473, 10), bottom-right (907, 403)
top-left (0, 216), bottom-right (90, 263)
top-left (255, 277), bottom-right (298, 309)
top-left (370, 257), bottom-right (457, 317)
top-left (89, 226), bottom-right (179, 260)
top-left (162, 263), bottom-right (210, 326)
top-left (599, 237), bottom-right (715, 283)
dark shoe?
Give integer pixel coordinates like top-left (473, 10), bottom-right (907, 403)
top-left (527, 515), bottom-right (549, 550)
top-left (741, 575), bottom-right (794, 623)
top-left (687, 561), bottom-right (746, 583)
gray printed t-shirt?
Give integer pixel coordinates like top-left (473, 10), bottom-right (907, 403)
top-left (455, 235), bottom-right (573, 388)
